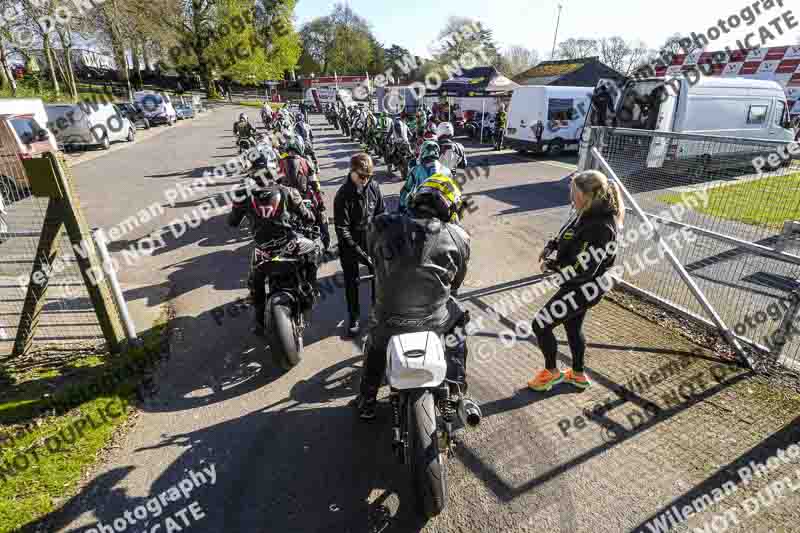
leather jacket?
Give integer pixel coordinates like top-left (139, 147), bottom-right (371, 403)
top-left (228, 182), bottom-right (315, 244)
top-left (334, 178), bottom-right (385, 262)
top-left (367, 213), bottom-right (470, 329)
top-left (546, 203), bottom-right (618, 291)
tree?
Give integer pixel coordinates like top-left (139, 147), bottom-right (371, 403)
top-left (502, 45), bottom-right (539, 75)
top-left (367, 36), bottom-right (386, 75)
top-left (300, 16), bottom-right (337, 74)
top-left (206, 0), bottom-right (299, 84)
top-left (434, 16), bottom-right (503, 69)
top-left (659, 33), bottom-right (704, 56)
top-left (555, 38), bottom-right (598, 60)
top-left (598, 36), bottom-right (648, 76)
top-left (298, 2), bottom-right (382, 75)
top-left (296, 48), bottom-right (321, 75)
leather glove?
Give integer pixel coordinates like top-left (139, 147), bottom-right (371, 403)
top-left (542, 258), bottom-right (559, 273)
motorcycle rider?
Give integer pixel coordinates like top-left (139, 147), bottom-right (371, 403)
top-left (414, 109), bottom-right (426, 139)
top-left (294, 113), bottom-right (318, 171)
top-left (399, 140), bottom-right (452, 213)
top-left (383, 115), bottom-right (412, 175)
top-left (494, 104), bottom-right (508, 151)
top-left (355, 173), bottom-right (471, 420)
top-left (375, 112), bottom-right (391, 150)
top-left (233, 112), bottom-right (256, 138)
top-left (278, 138), bottom-right (330, 251)
top-left (227, 173), bottom-right (321, 338)
top-left (436, 122), bottom-right (468, 173)
top-left (261, 101), bottom-right (274, 128)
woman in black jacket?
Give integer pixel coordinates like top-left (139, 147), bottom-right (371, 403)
top-left (528, 170), bottom-right (624, 391)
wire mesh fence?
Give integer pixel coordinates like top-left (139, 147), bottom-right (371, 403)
top-left (580, 126), bottom-right (800, 370)
top-left (0, 126), bottom-right (106, 357)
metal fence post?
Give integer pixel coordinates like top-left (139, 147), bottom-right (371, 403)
top-left (590, 146), bottom-right (752, 368)
top-left (92, 228), bottom-right (140, 346)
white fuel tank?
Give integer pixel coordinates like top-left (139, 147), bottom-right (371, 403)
top-left (386, 332), bottom-right (447, 390)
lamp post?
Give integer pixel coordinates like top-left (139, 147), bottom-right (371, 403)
top-left (550, 2), bottom-right (563, 59)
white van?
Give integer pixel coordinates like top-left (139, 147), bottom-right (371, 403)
top-left (505, 86), bottom-right (593, 156)
top-left (133, 91), bottom-right (177, 126)
top-left (584, 76), bottom-right (795, 168)
top-left (0, 98), bottom-right (58, 205)
top-left (0, 98), bottom-right (58, 154)
top-left (45, 102), bottom-right (134, 150)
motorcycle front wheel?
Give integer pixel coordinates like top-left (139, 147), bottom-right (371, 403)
top-left (270, 302), bottom-right (302, 370)
top-left (409, 389), bottom-right (447, 518)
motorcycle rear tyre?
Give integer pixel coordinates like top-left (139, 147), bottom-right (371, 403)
top-left (409, 389), bottom-right (447, 518)
top-left (270, 303), bottom-right (302, 369)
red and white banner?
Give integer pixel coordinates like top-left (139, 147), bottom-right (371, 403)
top-left (652, 44), bottom-right (800, 113)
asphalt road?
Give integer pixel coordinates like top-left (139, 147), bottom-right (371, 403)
top-left (37, 106), bottom-right (800, 533)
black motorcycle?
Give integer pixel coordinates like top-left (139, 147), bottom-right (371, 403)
top-left (238, 135), bottom-right (256, 154)
top-left (360, 275), bottom-right (482, 518)
top-left (250, 223), bottom-right (321, 370)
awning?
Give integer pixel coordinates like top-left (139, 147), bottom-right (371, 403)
top-left (430, 66), bottom-right (519, 97)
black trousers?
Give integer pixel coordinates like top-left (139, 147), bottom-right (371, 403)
top-left (339, 248), bottom-right (370, 322)
top-left (494, 129), bottom-right (505, 150)
top-left (360, 300), bottom-right (469, 400)
top-left (531, 286), bottom-right (604, 372)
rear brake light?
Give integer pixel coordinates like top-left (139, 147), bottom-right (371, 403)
top-left (19, 153), bottom-right (31, 160)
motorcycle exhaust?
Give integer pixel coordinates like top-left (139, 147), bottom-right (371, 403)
top-left (457, 398), bottom-right (482, 427)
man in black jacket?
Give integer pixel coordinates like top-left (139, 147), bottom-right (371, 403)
top-left (354, 172), bottom-right (471, 420)
top-left (334, 153), bottom-right (385, 336)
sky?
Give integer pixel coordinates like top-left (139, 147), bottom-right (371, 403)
top-left (293, 0), bottom-right (799, 60)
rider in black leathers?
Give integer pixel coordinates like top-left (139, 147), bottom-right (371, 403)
top-left (355, 173), bottom-right (471, 420)
top-left (228, 178), bottom-right (320, 336)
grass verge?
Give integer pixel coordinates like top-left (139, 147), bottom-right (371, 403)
top-left (238, 100), bottom-right (286, 110)
top-left (0, 318), bottom-right (168, 533)
top-left (658, 173), bottom-right (800, 228)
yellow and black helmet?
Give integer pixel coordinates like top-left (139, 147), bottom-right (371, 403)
top-left (409, 173), bottom-right (462, 222)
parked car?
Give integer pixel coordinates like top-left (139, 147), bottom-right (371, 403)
top-left (133, 91), bottom-right (177, 126)
top-left (583, 76), bottom-right (796, 169)
top-left (45, 102), bottom-right (134, 151)
top-left (505, 85), bottom-right (593, 156)
top-left (115, 102), bottom-right (150, 129)
top-left (0, 98), bottom-right (57, 204)
top-left (175, 102), bottom-right (195, 120)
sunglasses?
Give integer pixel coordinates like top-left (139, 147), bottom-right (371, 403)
top-left (354, 171), bottom-right (372, 180)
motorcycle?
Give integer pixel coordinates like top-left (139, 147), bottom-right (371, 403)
top-left (248, 217), bottom-right (321, 370)
top-left (360, 275), bottom-right (482, 518)
top-left (385, 139), bottom-right (413, 179)
top-left (261, 109), bottom-right (274, 129)
top-left (238, 135), bottom-right (256, 154)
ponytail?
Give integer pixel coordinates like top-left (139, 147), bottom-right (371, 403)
top-left (571, 170), bottom-right (625, 228)
top-left (608, 181), bottom-right (625, 228)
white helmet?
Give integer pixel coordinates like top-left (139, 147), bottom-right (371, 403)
top-left (436, 122), bottom-right (455, 138)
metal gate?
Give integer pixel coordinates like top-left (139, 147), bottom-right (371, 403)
top-left (579, 127), bottom-right (800, 370)
top-left (0, 124), bottom-right (126, 357)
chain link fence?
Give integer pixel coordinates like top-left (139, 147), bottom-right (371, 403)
top-left (0, 127), bottom-right (108, 357)
top-left (579, 126), bottom-right (800, 370)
